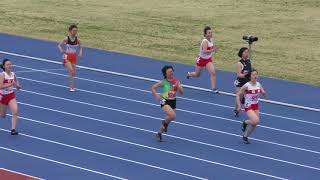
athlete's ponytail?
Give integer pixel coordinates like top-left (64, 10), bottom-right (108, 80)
top-left (1, 59), bottom-right (10, 71)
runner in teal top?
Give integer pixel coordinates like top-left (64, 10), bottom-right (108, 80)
top-left (151, 65), bottom-right (183, 142)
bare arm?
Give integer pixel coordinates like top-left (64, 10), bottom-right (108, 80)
top-left (58, 38), bottom-right (67, 53)
top-left (78, 39), bottom-right (83, 57)
top-left (260, 84), bottom-right (267, 98)
top-left (14, 75), bottom-right (21, 90)
top-left (150, 81), bottom-right (163, 100)
top-left (236, 62), bottom-right (246, 78)
top-left (177, 81), bottom-right (184, 96)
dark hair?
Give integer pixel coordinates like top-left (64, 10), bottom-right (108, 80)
top-left (1, 59), bottom-right (11, 71)
top-left (250, 68), bottom-right (258, 74)
top-left (162, 65), bottom-right (174, 79)
top-left (69, 24), bottom-right (78, 31)
top-left (238, 47), bottom-right (248, 58)
top-left (203, 26), bottom-right (212, 36)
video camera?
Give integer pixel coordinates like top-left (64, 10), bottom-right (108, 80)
top-left (243, 35), bottom-right (258, 44)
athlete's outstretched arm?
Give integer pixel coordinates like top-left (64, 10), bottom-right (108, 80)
top-left (151, 81), bottom-right (163, 100)
top-left (58, 38), bottom-right (67, 53)
top-left (177, 81), bottom-right (184, 96)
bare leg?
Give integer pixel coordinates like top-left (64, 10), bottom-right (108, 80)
top-left (156, 105), bottom-right (176, 141)
top-left (64, 62), bottom-right (75, 90)
top-left (187, 65), bottom-right (203, 78)
top-left (0, 104), bottom-right (7, 118)
top-left (234, 87), bottom-right (242, 116)
top-left (244, 110), bottom-right (260, 137)
top-left (8, 98), bottom-right (18, 135)
top-left (159, 106), bottom-right (176, 134)
top-left (206, 62), bottom-right (216, 90)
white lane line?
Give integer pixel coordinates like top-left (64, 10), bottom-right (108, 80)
top-left (0, 130), bottom-right (206, 180)
top-left (0, 127), bottom-right (287, 180)
top-left (12, 102), bottom-right (320, 170)
top-left (17, 83), bottom-right (320, 140)
top-left (1, 50), bottom-right (318, 112)
top-left (18, 102), bottom-right (320, 155)
top-left (15, 68), bottom-right (66, 73)
top-left (14, 64), bottom-right (320, 126)
top-left (0, 146), bottom-right (128, 180)
top-left (10, 114), bottom-right (320, 172)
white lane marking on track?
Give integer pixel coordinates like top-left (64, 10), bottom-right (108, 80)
top-left (17, 79), bottom-right (320, 141)
top-left (1, 50), bottom-right (318, 112)
top-left (0, 146), bottom-right (128, 180)
top-left (18, 101), bottom-right (320, 156)
top-left (0, 127), bottom-right (288, 180)
top-left (12, 103), bottom-right (320, 173)
top-left (14, 64), bottom-right (320, 126)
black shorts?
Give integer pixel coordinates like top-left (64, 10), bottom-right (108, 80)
top-left (160, 99), bottom-right (176, 109)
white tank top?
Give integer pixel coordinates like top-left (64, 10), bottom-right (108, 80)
top-left (1, 72), bottom-right (15, 95)
top-left (243, 82), bottom-right (261, 107)
top-left (199, 38), bottom-right (214, 59)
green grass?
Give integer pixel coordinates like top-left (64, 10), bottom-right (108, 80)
top-left (0, 0), bottom-right (319, 85)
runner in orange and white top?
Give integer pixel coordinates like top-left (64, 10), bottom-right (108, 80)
top-left (187, 26), bottom-right (219, 93)
top-left (58, 24), bottom-right (83, 92)
top-left (0, 59), bottom-right (21, 135)
top-left (236, 69), bottom-right (266, 144)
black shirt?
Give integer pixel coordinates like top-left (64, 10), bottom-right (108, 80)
top-left (235, 59), bottom-right (252, 87)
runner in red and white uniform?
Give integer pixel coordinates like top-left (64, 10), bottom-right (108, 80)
top-left (58, 24), bottom-right (83, 92)
top-left (0, 59), bottom-right (21, 135)
top-left (187, 26), bottom-right (219, 93)
top-left (236, 69), bottom-right (266, 144)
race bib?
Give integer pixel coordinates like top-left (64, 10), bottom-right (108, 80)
top-left (234, 80), bottom-right (239, 86)
top-left (160, 98), bottom-right (166, 105)
top-left (196, 57), bottom-right (200, 63)
top-left (63, 54), bottom-right (68, 59)
top-left (244, 101), bottom-right (251, 108)
top-left (168, 91), bottom-right (176, 99)
top-left (252, 95), bottom-right (258, 102)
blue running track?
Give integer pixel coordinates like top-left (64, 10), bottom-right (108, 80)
top-left (0, 33), bottom-right (319, 180)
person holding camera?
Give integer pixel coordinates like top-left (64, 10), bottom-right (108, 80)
top-left (234, 47), bottom-right (252, 117)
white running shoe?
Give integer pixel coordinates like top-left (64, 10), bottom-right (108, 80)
top-left (212, 88), bottom-right (219, 94)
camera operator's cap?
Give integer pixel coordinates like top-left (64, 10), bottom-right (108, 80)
top-left (238, 47), bottom-right (248, 58)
